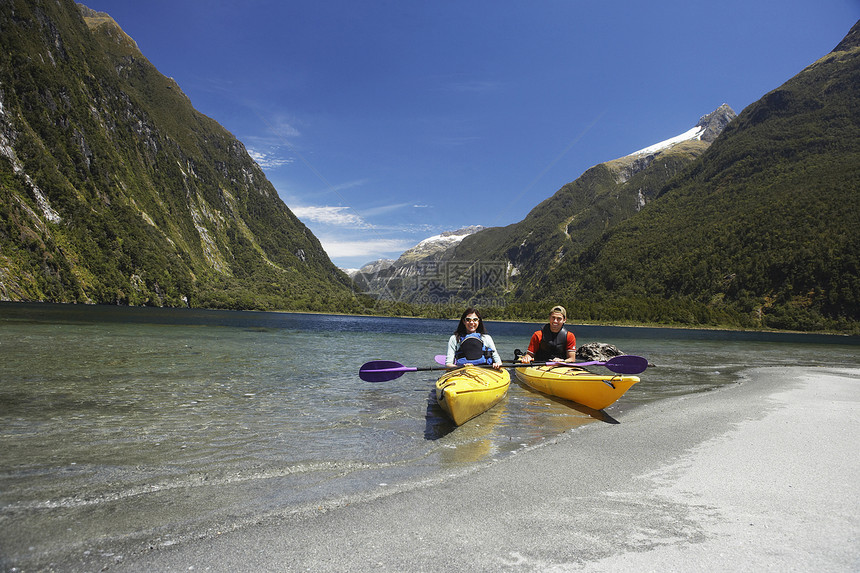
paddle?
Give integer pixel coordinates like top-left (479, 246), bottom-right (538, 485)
top-left (359, 360), bottom-right (458, 383)
top-left (361, 353), bottom-right (648, 383)
top-left (359, 359), bottom-right (560, 383)
top-left (431, 355), bottom-right (560, 369)
top-left (434, 354), bottom-right (648, 374)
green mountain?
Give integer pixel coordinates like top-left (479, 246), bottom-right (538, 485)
top-left (455, 105), bottom-right (736, 294)
top-left (360, 21), bottom-right (860, 333)
top-left (2, 1), bottom-right (856, 332)
top-left (358, 105), bottom-right (735, 305)
top-left (0, 0), bottom-right (363, 312)
top-left (545, 21), bottom-right (860, 332)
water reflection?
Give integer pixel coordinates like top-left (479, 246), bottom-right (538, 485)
top-left (515, 383), bottom-right (622, 424)
top-left (424, 389), bottom-right (457, 440)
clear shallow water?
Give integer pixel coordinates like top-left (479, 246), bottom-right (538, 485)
top-left (1, 302), bottom-right (858, 570)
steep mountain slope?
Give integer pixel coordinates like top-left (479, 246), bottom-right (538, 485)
top-left (457, 105), bottom-right (736, 294)
top-left (366, 105), bottom-right (735, 305)
top-left (358, 20), bottom-right (859, 332)
top-left (547, 21), bottom-right (860, 331)
top-left (0, 0), bottom-right (359, 311)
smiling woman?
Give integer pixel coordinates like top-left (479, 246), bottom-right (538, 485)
top-left (445, 308), bottom-right (503, 368)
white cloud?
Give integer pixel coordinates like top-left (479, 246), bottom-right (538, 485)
top-left (243, 116), bottom-right (302, 170)
top-left (328, 179), bottom-right (369, 192)
top-left (270, 117), bottom-right (301, 139)
top-left (359, 202), bottom-right (412, 217)
top-left (371, 222), bottom-right (437, 235)
top-left (291, 205), bottom-right (369, 228)
top-left (248, 149), bottom-right (294, 169)
top-left (291, 202), bottom-right (418, 224)
top-left (319, 237), bottom-right (415, 258)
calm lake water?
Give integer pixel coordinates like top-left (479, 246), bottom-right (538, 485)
top-left (1, 302), bottom-right (858, 571)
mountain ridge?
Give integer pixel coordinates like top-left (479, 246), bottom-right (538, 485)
top-left (541, 22), bottom-right (860, 331)
top-left (0, 0), bottom-right (364, 312)
top-left (605, 103), bottom-right (735, 185)
top-left (352, 225), bottom-right (485, 301)
top-left (355, 104), bottom-right (737, 305)
top-left (353, 20), bottom-right (860, 332)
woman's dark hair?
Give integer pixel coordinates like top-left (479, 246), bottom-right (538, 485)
top-left (454, 307), bottom-right (486, 337)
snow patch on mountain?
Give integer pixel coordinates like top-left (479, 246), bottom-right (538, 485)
top-left (630, 125), bottom-right (706, 156)
top-left (349, 226), bottom-right (484, 280)
top-left (413, 226), bottom-right (483, 250)
top-left (628, 103), bottom-right (736, 158)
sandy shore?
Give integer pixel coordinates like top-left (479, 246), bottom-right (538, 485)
top-left (116, 367), bottom-right (860, 572)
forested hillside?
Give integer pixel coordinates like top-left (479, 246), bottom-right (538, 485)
top-left (356, 106), bottom-right (735, 307)
top-left (539, 22), bottom-right (860, 332)
top-left (361, 23), bottom-right (859, 333)
top-left (459, 105), bottom-right (736, 297)
top-left (0, 0), bottom-right (364, 312)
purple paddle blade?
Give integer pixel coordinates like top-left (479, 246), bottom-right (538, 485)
top-left (359, 360), bottom-right (415, 382)
top-left (605, 355), bottom-right (649, 374)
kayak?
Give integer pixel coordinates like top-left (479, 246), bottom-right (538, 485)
top-left (435, 365), bottom-right (511, 426)
top-left (514, 364), bottom-right (639, 410)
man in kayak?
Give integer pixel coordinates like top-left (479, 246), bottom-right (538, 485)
top-left (445, 308), bottom-right (503, 369)
top-left (519, 305), bottom-right (576, 363)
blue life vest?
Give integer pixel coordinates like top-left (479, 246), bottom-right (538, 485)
top-left (455, 333), bottom-right (494, 365)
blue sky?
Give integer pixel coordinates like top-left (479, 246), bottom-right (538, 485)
top-left (83, 1), bottom-right (859, 270)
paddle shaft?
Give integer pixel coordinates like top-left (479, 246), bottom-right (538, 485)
top-left (433, 354), bottom-right (559, 367)
top-left (433, 353), bottom-right (647, 374)
top-left (361, 354), bottom-right (647, 382)
top-left (360, 360), bottom-right (527, 382)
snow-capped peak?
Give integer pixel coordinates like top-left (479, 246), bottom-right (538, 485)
top-left (413, 226), bottom-right (484, 249)
top-left (416, 232), bottom-right (466, 248)
top-left (630, 125), bottom-right (706, 157)
top-left (629, 104), bottom-right (737, 158)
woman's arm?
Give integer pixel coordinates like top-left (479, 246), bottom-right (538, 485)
top-left (483, 335), bottom-right (503, 369)
top-left (445, 335), bottom-right (458, 367)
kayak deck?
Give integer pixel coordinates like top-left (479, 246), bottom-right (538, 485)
top-left (435, 365), bottom-right (511, 426)
top-left (514, 364), bottom-right (639, 410)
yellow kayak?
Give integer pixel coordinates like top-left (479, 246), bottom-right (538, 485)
top-left (435, 365), bottom-right (511, 426)
top-left (514, 364), bottom-right (639, 410)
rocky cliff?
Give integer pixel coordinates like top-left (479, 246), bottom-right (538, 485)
top-left (0, 0), bottom-right (360, 311)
